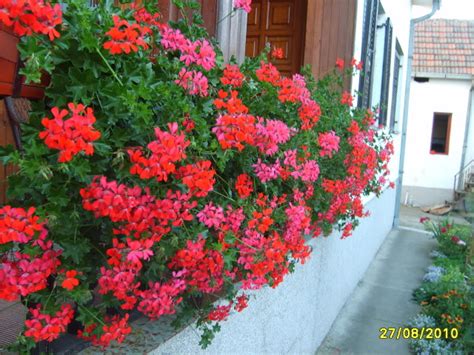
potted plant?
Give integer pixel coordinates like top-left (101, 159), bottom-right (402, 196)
top-left (0, 0), bottom-right (394, 352)
top-left (0, 1), bottom-right (60, 99)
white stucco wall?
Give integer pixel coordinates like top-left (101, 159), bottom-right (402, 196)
top-left (149, 188), bottom-right (396, 355)
top-left (466, 88), bottom-right (474, 165)
top-left (404, 78), bottom-right (472, 196)
top-left (352, 0), bottom-right (412, 189)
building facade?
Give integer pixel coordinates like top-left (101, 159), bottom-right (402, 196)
top-left (403, 19), bottom-right (474, 206)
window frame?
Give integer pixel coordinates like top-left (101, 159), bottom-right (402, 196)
top-left (358, 0), bottom-right (379, 109)
top-left (378, 17), bottom-right (392, 127)
top-left (430, 112), bottom-right (452, 155)
top-left (389, 42), bottom-right (403, 132)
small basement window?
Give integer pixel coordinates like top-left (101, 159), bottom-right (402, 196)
top-left (414, 77), bottom-right (429, 83)
top-left (430, 113), bottom-right (451, 154)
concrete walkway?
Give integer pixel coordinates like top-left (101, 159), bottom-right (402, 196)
top-left (316, 228), bottom-right (437, 355)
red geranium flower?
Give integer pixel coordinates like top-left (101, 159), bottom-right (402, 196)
top-left (271, 47), bottom-right (284, 59)
top-left (39, 103), bottom-right (101, 162)
top-left (103, 15), bottom-right (151, 55)
top-left (235, 174), bottom-right (253, 199)
top-left (62, 270), bottom-right (79, 291)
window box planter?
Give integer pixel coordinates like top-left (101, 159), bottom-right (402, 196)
top-left (0, 24), bottom-right (49, 100)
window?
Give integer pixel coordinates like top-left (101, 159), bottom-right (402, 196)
top-left (389, 42), bottom-right (403, 132)
top-left (379, 17), bottom-right (393, 127)
top-left (414, 77), bottom-right (429, 83)
top-left (430, 113), bottom-right (451, 155)
top-left (358, 0), bottom-right (379, 109)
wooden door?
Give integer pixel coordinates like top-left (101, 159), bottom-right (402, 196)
top-left (246, 0), bottom-right (307, 76)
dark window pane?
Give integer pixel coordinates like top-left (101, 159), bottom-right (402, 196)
top-left (430, 113), bottom-right (451, 154)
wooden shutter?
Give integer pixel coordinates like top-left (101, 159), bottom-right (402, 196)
top-left (107, 0), bottom-right (218, 37)
top-left (358, 0), bottom-right (379, 108)
top-left (379, 18), bottom-right (392, 126)
top-left (304, 0), bottom-right (357, 89)
top-left (389, 48), bottom-right (401, 131)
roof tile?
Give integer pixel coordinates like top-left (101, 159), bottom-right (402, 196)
top-left (414, 19), bottom-right (474, 76)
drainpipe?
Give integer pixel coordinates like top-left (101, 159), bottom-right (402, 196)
top-left (458, 79), bottom-right (474, 190)
top-left (393, 0), bottom-right (441, 228)
top-left (216, 1), bottom-right (247, 64)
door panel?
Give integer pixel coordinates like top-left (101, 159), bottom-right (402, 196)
top-left (267, 2), bottom-right (293, 29)
top-left (246, 37), bottom-right (260, 58)
top-left (246, 0), bottom-right (306, 76)
top-left (247, 3), bottom-right (262, 31)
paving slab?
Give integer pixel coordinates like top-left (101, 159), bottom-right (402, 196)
top-left (0, 300), bottom-right (26, 350)
top-left (316, 229), bottom-right (437, 355)
top-left (399, 205), bottom-right (470, 230)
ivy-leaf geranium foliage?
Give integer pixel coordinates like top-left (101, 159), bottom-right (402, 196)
top-left (0, 0), bottom-right (394, 351)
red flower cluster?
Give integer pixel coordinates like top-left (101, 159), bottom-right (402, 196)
top-left (208, 303), bottom-right (232, 321)
top-left (271, 47), bottom-right (284, 59)
top-left (128, 122), bottom-right (190, 181)
top-left (221, 64), bottom-right (244, 87)
top-left (25, 304), bottom-right (74, 342)
top-left (176, 68), bottom-right (209, 97)
top-left (235, 173), bottom-right (253, 199)
top-left (133, 7), bottom-right (162, 27)
top-left (39, 103), bottom-right (101, 163)
top-left (255, 63), bottom-right (321, 130)
top-left (283, 202), bottom-right (311, 261)
top-left (351, 58), bottom-right (363, 70)
top-left (81, 176), bottom-right (197, 241)
top-left (317, 121), bottom-right (393, 238)
top-left (340, 91), bottom-right (353, 106)
top-left (213, 90), bottom-right (294, 154)
top-left (78, 314), bottom-right (132, 348)
top-left (335, 58), bottom-right (345, 70)
top-left (238, 229), bottom-right (290, 290)
top-left (0, 207), bottom-right (61, 301)
top-left (104, 15), bottom-right (151, 54)
top-left (214, 89), bottom-right (249, 114)
top-left (0, 248), bottom-right (61, 300)
top-left (252, 147), bottom-right (320, 185)
top-left (0, 206), bottom-right (44, 244)
top-left (229, 194), bottom-right (297, 289)
top-left (176, 160), bottom-right (216, 197)
top-left (0, 0), bottom-right (62, 40)
top-left (256, 61), bottom-right (281, 85)
top-left (61, 270), bottom-right (80, 290)
top-left (213, 113), bottom-right (256, 151)
top-left (137, 276), bottom-right (186, 319)
top-left (169, 236), bottom-right (224, 293)
top-left (99, 262), bottom-right (141, 310)
top-left (234, 294), bottom-right (249, 312)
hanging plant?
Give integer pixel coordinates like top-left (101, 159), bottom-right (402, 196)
top-left (0, 0), bottom-right (394, 352)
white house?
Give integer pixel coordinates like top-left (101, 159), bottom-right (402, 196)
top-left (403, 19), bottom-right (474, 206)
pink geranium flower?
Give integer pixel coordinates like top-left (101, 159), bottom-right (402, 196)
top-left (234, 0), bottom-right (252, 13)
